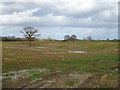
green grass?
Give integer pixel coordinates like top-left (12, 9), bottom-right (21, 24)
top-left (2, 41), bottom-right (118, 74)
top-left (61, 54), bottom-right (118, 62)
top-left (2, 41), bottom-right (119, 88)
top-left (28, 73), bottom-right (42, 82)
top-left (112, 71), bottom-right (118, 75)
top-left (65, 80), bottom-right (79, 86)
top-left (24, 54), bottom-right (118, 74)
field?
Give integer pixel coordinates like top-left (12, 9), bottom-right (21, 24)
top-left (2, 41), bottom-right (119, 88)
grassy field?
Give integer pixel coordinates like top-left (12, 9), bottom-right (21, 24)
top-left (2, 41), bottom-right (119, 88)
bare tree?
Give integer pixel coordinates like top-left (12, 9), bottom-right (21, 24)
top-left (70, 35), bottom-right (77, 42)
top-left (86, 36), bottom-right (92, 41)
top-left (20, 26), bottom-right (40, 46)
top-left (64, 35), bottom-right (70, 41)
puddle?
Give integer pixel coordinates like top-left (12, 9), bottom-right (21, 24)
top-left (68, 51), bottom-right (87, 53)
top-left (115, 61), bottom-right (120, 63)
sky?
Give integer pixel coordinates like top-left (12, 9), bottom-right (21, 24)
top-left (0, 0), bottom-right (119, 40)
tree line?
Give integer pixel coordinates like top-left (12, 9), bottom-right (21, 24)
top-left (1, 36), bottom-right (27, 41)
top-left (1, 26), bottom-right (119, 46)
top-left (64, 35), bottom-right (93, 41)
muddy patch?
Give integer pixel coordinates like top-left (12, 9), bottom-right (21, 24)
top-left (44, 51), bottom-right (64, 55)
top-left (2, 68), bottom-right (49, 88)
top-left (37, 47), bottom-right (44, 48)
top-left (4, 47), bottom-right (16, 48)
top-left (3, 69), bottom-right (118, 88)
top-left (69, 74), bottom-right (91, 79)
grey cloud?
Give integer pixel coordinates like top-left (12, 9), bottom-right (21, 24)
top-left (0, 2), bottom-right (118, 29)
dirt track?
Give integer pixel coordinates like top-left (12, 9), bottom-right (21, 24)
top-left (25, 72), bottom-right (118, 88)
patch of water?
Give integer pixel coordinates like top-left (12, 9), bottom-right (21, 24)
top-left (115, 61), bottom-right (120, 63)
top-left (2, 68), bottom-right (49, 80)
top-left (68, 51), bottom-right (87, 53)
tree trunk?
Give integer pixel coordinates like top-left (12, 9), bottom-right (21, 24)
top-left (29, 40), bottom-right (31, 46)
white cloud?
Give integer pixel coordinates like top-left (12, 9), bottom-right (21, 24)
top-left (13, 8), bottom-right (39, 16)
top-left (0, 8), bottom-right (39, 25)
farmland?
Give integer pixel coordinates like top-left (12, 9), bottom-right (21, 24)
top-left (2, 41), bottom-right (119, 88)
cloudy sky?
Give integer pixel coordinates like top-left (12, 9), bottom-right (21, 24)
top-left (0, 0), bottom-right (119, 40)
